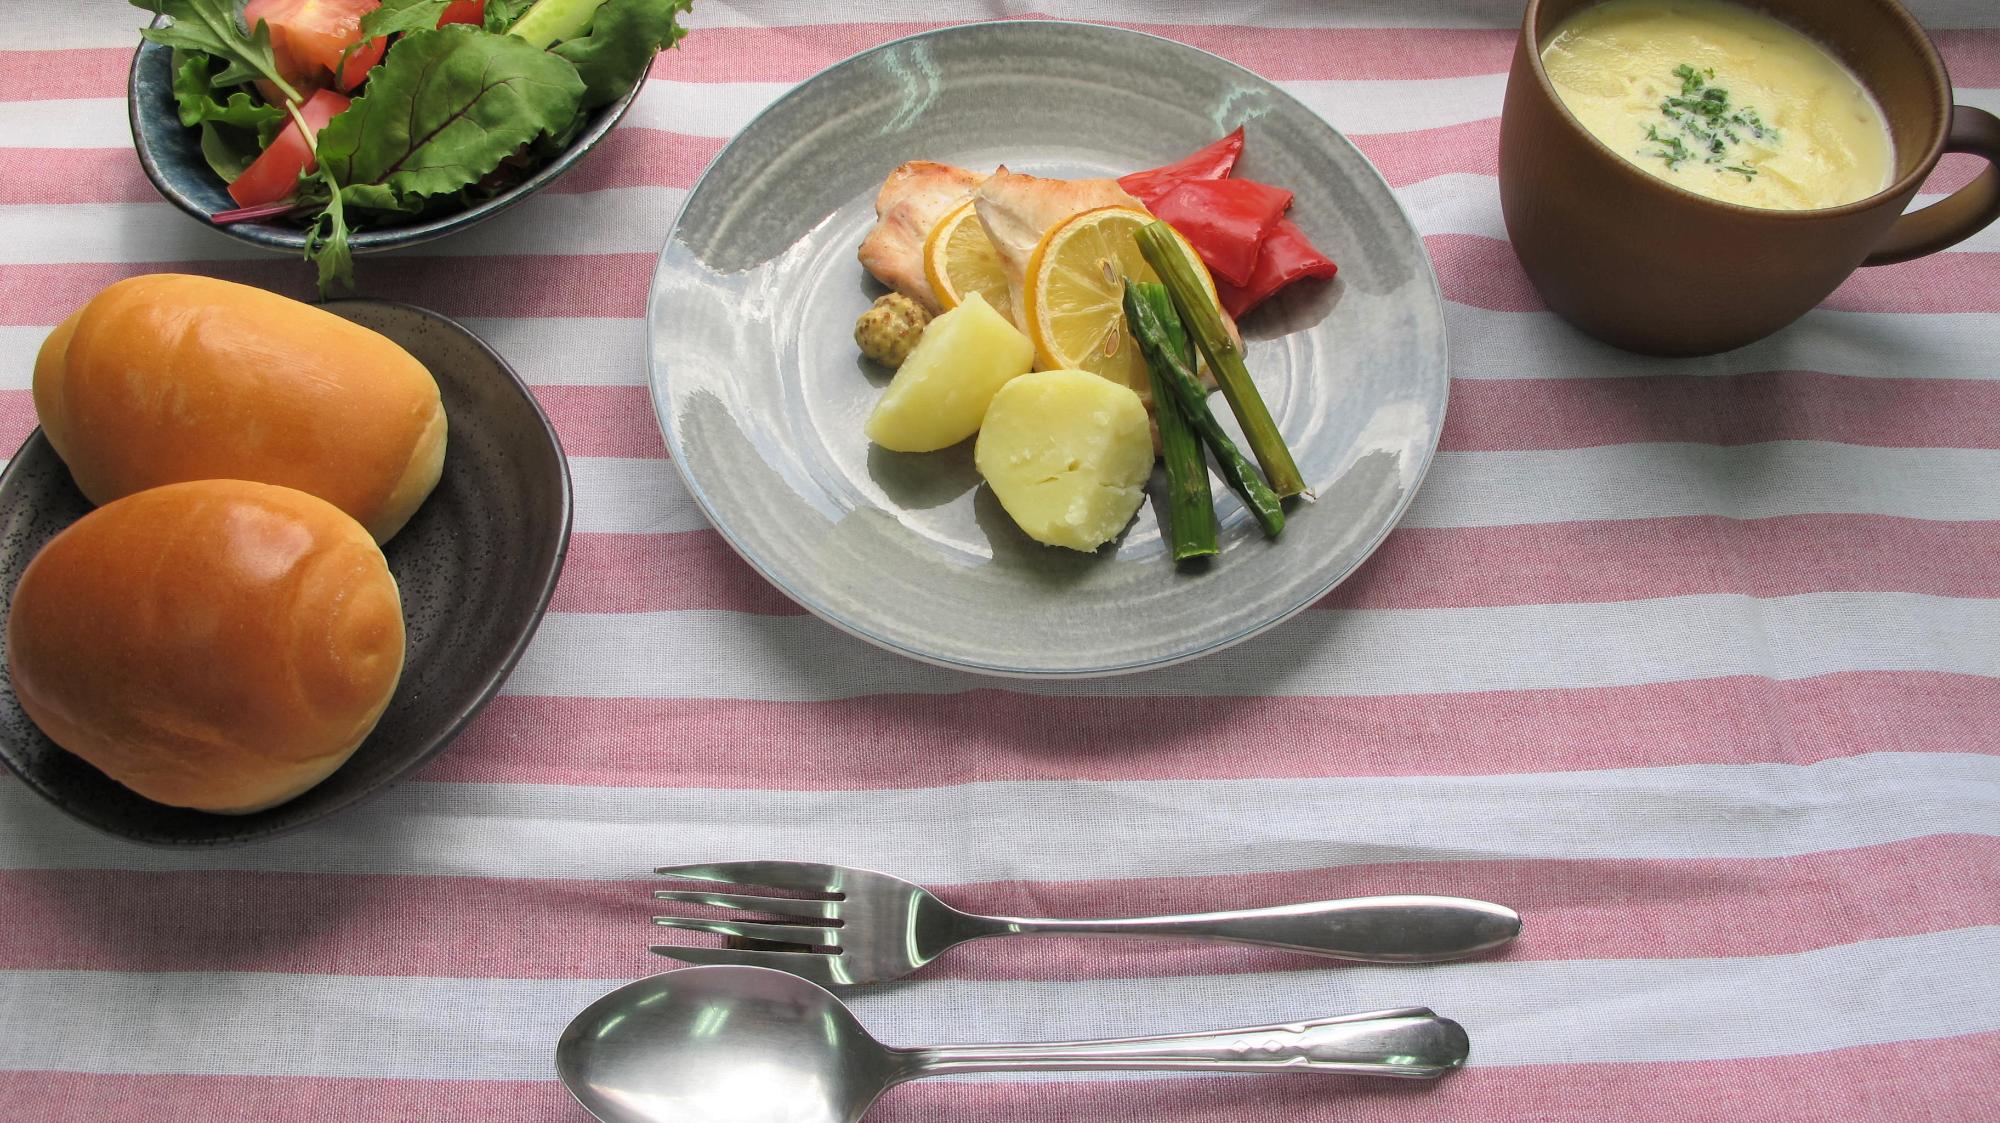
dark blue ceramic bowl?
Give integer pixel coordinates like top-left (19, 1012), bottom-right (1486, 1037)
top-left (128, 37), bottom-right (647, 255)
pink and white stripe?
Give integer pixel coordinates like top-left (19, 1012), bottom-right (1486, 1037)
top-left (2, 3), bottom-right (1997, 1121)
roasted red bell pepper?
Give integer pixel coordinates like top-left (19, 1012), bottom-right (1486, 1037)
top-left (1148, 177), bottom-right (1294, 287)
top-left (1214, 218), bottom-right (1339, 318)
top-left (1118, 126), bottom-right (1245, 207)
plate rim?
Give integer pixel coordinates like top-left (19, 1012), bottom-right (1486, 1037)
top-left (0, 297), bottom-right (575, 846)
top-left (647, 18), bottom-right (1449, 680)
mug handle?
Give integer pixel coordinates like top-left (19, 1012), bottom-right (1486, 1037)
top-left (1863, 105), bottom-right (2000, 266)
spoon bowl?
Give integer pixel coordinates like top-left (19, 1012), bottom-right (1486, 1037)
top-left (557, 966), bottom-right (897, 1123)
top-left (557, 967), bottom-right (1470, 1123)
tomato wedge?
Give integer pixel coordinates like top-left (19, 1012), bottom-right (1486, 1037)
top-left (438, 0), bottom-right (487, 25)
top-left (244, 0), bottom-right (385, 92)
top-left (226, 88), bottom-right (351, 208)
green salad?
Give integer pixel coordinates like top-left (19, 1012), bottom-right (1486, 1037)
top-left (138, 0), bottom-right (691, 292)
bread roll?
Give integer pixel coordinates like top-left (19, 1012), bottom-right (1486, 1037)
top-left (6, 480), bottom-right (405, 814)
top-left (32, 274), bottom-right (446, 543)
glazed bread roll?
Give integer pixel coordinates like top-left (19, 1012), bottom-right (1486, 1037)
top-left (6, 480), bottom-right (405, 814)
top-left (33, 274), bottom-right (446, 543)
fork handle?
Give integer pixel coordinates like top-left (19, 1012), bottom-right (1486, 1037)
top-left (893, 1007), bottom-right (1468, 1080)
top-left (973, 895), bottom-right (1520, 963)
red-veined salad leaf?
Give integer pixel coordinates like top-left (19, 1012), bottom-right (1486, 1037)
top-left (551, 0), bottom-right (690, 108)
top-left (303, 25), bottom-right (582, 288)
top-left (314, 26), bottom-right (585, 212)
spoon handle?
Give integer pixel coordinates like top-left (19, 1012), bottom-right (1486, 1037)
top-left (895, 1007), bottom-right (1467, 1080)
top-left (972, 895), bottom-right (1521, 962)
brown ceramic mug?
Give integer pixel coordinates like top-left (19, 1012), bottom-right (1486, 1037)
top-left (1499, 0), bottom-right (2000, 356)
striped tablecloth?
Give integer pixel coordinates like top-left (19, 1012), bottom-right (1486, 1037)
top-left (4, 2), bottom-right (1998, 1120)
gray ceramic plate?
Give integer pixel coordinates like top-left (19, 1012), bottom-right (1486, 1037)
top-left (128, 37), bottom-right (646, 255)
top-left (650, 21), bottom-right (1447, 677)
top-left (0, 301), bottom-right (571, 845)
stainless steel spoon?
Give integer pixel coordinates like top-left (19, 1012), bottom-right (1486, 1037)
top-left (556, 966), bottom-right (1469, 1123)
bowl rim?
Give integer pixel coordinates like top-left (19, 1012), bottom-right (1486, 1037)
top-left (0, 297), bottom-right (574, 847)
top-left (646, 18), bottom-right (1450, 679)
top-left (126, 31), bottom-right (650, 255)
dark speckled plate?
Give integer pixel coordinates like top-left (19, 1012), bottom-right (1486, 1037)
top-left (0, 301), bottom-right (571, 846)
top-left (128, 36), bottom-right (647, 255)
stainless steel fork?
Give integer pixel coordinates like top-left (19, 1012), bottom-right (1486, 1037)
top-left (652, 860), bottom-right (1520, 987)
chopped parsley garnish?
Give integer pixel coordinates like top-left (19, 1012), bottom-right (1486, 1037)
top-left (1643, 63), bottom-right (1777, 182)
top-left (1643, 125), bottom-right (1692, 170)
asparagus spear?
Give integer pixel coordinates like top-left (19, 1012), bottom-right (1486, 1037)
top-left (1133, 221), bottom-right (1306, 498)
top-left (1124, 281), bottom-right (1218, 561)
top-left (1124, 281), bottom-right (1285, 539)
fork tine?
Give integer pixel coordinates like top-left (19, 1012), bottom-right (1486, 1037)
top-left (649, 943), bottom-right (849, 986)
top-left (653, 860), bottom-right (843, 894)
top-left (649, 889), bottom-right (837, 922)
top-left (651, 915), bottom-right (839, 945)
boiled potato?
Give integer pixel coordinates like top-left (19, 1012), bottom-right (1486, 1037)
top-left (974, 369), bottom-right (1152, 552)
top-left (865, 292), bottom-right (1033, 452)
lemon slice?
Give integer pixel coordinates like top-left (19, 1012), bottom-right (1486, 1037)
top-left (1022, 206), bottom-right (1216, 393)
top-left (923, 199), bottom-right (1013, 322)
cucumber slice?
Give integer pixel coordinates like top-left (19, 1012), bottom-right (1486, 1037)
top-left (506, 0), bottom-right (607, 48)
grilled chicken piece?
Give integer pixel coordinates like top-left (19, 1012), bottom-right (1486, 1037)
top-left (971, 167), bottom-right (1149, 331)
top-left (857, 161), bottom-right (988, 312)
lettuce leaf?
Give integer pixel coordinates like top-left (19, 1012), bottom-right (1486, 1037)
top-left (314, 25), bottom-right (584, 213)
top-left (358, 0), bottom-right (456, 41)
top-left (483, 0), bottom-right (538, 33)
top-left (550, 0), bottom-right (690, 109)
top-left (171, 49), bottom-right (283, 132)
top-left (197, 124), bottom-right (258, 181)
top-left (336, 0), bottom-right (454, 81)
top-left (171, 48), bottom-right (285, 182)
top-left (304, 167), bottom-right (355, 294)
top-left (133, 0), bottom-right (300, 102)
